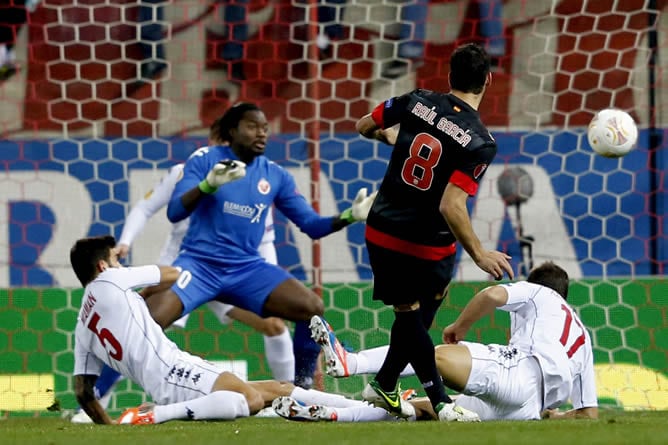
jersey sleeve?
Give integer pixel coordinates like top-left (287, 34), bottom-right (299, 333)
top-left (370, 92), bottom-right (414, 129)
top-left (118, 164), bottom-right (183, 246)
top-left (497, 281), bottom-right (534, 312)
top-left (448, 143), bottom-right (497, 196)
top-left (73, 327), bottom-right (104, 376)
top-left (98, 265), bottom-right (161, 291)
top-left (167, 148), bottom-right (211, 222)
top-left (570, 335), bottom-right (599, 409)
top-left (273, 168), bottom-right (336, 239)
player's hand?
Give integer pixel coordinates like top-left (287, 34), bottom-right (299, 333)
top-left (442, 323), bottom-right (466, 344)
top-left (352, 188), bottom-right (377, 221)
top-left (474, 250), bottom-right (514, 281)
top-left (374, 125), bottom-right (399, 145)
top-left (341, 188), bottom-right (378, 223)
top-left (199, 160), bottom-right (246, 194)
top-left (540, 409), bottom-right (562, 419)
top-left (115, 243), bottom-right (130, 259)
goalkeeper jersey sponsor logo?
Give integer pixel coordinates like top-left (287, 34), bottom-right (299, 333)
top-left (223, 202), bottom-right (256, 218)
top-left (223, 201), bottom-right (266, 224)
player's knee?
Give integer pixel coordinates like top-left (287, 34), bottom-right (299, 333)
top-left (260, 317), bottom-right (287, 336)
top-left (244, 388), bottom-right (265, 414)
top-left (146, 290), bottom-right (183, 329)
top-left (213, 372), bottom-right (264, 413)
top-left (304, 295), bottom-right (324, 317)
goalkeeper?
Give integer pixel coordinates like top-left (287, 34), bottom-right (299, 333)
top-left (143, 103), bottom-right (376, 371)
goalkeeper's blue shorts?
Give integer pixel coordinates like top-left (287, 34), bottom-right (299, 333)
top-left (171, 253), bottom-right (292, 317)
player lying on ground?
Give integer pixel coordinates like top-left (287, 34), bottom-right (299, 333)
top-left (287, 262), bottom-right (598, 422)
top-left (71, 166), bottom-right (294, 424)
top-left (70, 235), bottom-right (385, 425)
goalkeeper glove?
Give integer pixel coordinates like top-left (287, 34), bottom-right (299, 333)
top-left (340, 188), bottom-right (377, 223)
top-left (198, 160), bottom-right (246, 194)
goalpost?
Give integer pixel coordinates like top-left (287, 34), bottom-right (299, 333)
top-left (0, 0), bottom-right (666, 415)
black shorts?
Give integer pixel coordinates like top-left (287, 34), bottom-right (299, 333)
top-left (367, 241), bottom-right (455, 307)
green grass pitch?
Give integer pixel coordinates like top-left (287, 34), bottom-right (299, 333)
top-left (2, 411), bottom-right (667, 445)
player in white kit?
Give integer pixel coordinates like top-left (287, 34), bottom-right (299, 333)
top-left (70, 235), bottom-right (389, 425)
top-left (68, 161), bottom-right (295, 424)
top-left (116, 162), bottom-right (294, 381)
top-left (276, 262), bottom-right (598, 422)
top-left (437, 261), bottom-right (598, 420)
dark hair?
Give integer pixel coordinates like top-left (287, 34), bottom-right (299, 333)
top-left (527, 261), bottom-right (570, 300)
top-left (449, 43), bottom-right (491, 94)
top-left (209, 116), bottom-right (224, 144)
top-left (70, 235), bottom-right (116, 287)
top-left (211, 102), bottom-right (261, 144)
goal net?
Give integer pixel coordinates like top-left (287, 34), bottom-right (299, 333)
top-left (0, 0), bottom-right (666, 415)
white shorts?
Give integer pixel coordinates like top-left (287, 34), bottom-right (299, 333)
top-left (455, 342), bottom-right (543, 421)
top-left (147, 354), bottom-right (223, 405)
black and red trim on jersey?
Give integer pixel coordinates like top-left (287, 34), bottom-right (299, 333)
top-left (365, 226), bottom-right (456, 260)
top-left (371, 102), bottom-right (385, 128)
top-left (449, 170), bottom-right (478, 196)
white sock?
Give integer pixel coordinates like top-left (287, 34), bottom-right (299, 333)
top-left (264, 329), bottom-right (295, 381)
top-left (171, 313), bottom-right (190, 329)
top-left (207, 301), bottom-right (233, 325)
top-left (0, 45), bottom-right (7, 65)
top-left (290, 387), bottom-right (363, 408)
top-left (153, 390), bottom-right (249, 423)
top-left (355, 346), bottom-right (415, 377)
top-left (334, 404), bottom-right (401, 422)
top-left (353, 346), bottom-right (385, 374)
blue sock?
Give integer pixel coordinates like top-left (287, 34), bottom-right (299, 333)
top-left (293, 320), bottom-right (321, 389)
top-left (93, 365), bottom-right (123, 400)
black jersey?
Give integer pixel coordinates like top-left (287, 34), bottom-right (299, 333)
top-left (366, 89), bottom-right (497, 259)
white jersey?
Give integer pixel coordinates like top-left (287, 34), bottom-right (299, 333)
top-left (498, 281), bottom-right (597, 410)
top-left (119, 163), bottom-right (276, 265)
top-left (73, 266), bottom-right (221, 404)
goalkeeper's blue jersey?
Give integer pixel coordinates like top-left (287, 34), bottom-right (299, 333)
top-left (168, 145), bottom-right (335, 265)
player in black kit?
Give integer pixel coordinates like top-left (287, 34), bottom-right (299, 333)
top-left (355, 43), bottom-right (514, 422)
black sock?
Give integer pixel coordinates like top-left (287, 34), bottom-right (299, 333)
top-left (420, 295), bottom-right (445, 328)
top-left (399, 310), bottom-right (452, 408)
top-left (374, 314), bottom-right (411, 392)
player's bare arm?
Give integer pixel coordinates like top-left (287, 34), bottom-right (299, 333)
top-left (356, 114), bottom-right (398, 145)
top-left (115, 244), bottom-right (130, 259)
top-left (74, 374), bottom-right (114, 425)
top-left (356, 113), bottom-right (379, 139)
top-left (440, 183), bottom-right (513, 280)
top-left (380, 125), bottom-right (399, 145)
top-left (442, 285), bottom-right (509, 344)
top-left (541, 406), bottom-right (599, 420)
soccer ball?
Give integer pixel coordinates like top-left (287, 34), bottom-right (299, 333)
top-left (587, 109), bottom-right (638, 158)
